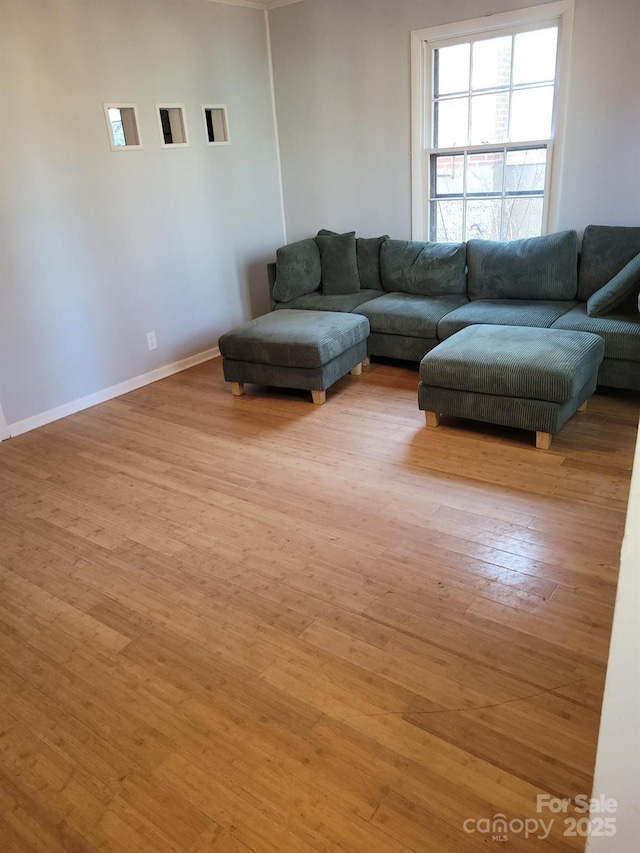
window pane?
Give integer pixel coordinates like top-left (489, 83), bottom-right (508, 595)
top-left (513, 28), bottom-right (558, 85)
top-left (502, 197), bottom-right (544, 240)
top-left (435, 43), bottom-right (470, 96)
top-left (505, 147), bottom-right (547, 193)
top-left (431, 200), bottom-right (464, 242)
top-left (433, 154), bottom-right (464, 195)
top-left (471, 35), bottom-right (512, 90)
top-left (435, 97), bottom-right (469, 147)
top-left (467, 150), bottom-right (504, 195)
top-left (470, 93), bottom-right (509, 144)
top-left (107, 107), bottom-right (125, 147)
top-left (465, 199), bottom-right (502, 240)
top-left (510, 87), bottom-right (554, 141)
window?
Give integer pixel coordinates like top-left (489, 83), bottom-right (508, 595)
top-left (203, 106), bottom-right (230, 145)
top-left (103, 104), bottom-right (142, 151)
top-left (411, 2), bottom-right (573, 241)
top-left (156, 104), bottom-right (189, 147)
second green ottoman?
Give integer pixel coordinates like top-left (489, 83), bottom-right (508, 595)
top-left (418, 325), bottom-right (605, 448)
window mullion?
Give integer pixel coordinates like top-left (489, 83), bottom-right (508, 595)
top-left (462, 151), bottom-right (468, 240)
top-left (466, 40), bottom-right (473, 146)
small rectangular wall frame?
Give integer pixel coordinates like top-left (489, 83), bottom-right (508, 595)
top-left (156, 104), bottom-right (189, 147)
top-left (103, 103), bottom-right (142, 150)
top-left (203, 105), bottom-right (230, 145)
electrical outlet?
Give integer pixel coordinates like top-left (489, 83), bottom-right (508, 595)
top-left (146, 331), bottom-right (157, 351)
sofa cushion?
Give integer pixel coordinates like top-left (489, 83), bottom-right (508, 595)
top-left (381, 239), bottom-right (467, 296)
top-left (467, 231), bottom-right (579, 301)
top-left (219, 310), bottom-right (370, 369)
top-left (586, 253), bottom-right (640, 317)
top-left (353, 293), bottom-right (468, 338)
top-left (316, 232), bottom-right (360, 295)
top-left (578, 225), bottom-right (640, 301)
top-left (274, 290), bottom-right (382, 313)
top-left (272, 239), bottom-right (321, 303)
top-left (437, 299), bottom-right (577, 340)
top-left (551, 304), bottom-right (640, 362)
top-left (419, 325), bottom-right (604, 404)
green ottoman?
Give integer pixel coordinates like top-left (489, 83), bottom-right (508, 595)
top-left (418, 325), bottom-right (605, 448)
top-left (219, 309), bottom-right (370, 404)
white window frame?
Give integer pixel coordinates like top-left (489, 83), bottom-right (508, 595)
top-left (156, 103), bottom-right (190, 148)
top-left (103, 103), bottom-right (143, 151)
top-left (410, 1), bottom-right (574, 241)
top-left (202, 105), bottom-right (231, 146)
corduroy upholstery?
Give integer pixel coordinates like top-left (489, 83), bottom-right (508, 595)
top-left (274, 290), bottom-right (381, 313)
top-left (219, 310), bottom-right (369, 370)
top-left (467, 231), bottom-right (579, 300)
top-left (220, 310), bottom-right (370, 398)
top-left (357, 236), bottom-right (389, 290)
top-left (354, 293), bottom-right (468, 338)
top-left (597, 358), bottom-right (640, 391)
top-left (268, 227), bottom-right (640, 391)
top-left (316, 232), bottom-right (360, 295)
top-left (222, 342), bottom-right (367, 392)
top-left (315, 230), bottom-right (388, 289)
top-left (586, 253), bottom-right (640, 317)
top-left (578, 225), bottom-right (640, 300)
top-left (367, 333), bottom-right (439, 362)
top-left (381, 240), bottom-right (467, 296)
top-left (551, 304), bottom-right (640, 361)
top-left (272, 239), bottom-right (321, 303)
top-left (419, 325), bottom-right (604, 404)
top-left (418, 379), bottom-right (596, 435)
top-left (418, 325), bottom-right (604, 436)
top-left (437, 299), bottom-right (576, 339)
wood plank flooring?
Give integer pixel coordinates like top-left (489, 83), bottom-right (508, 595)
top-left (0, 357), bottom-right (637, 853)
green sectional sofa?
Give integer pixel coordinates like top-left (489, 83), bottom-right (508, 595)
top-left (268, 225), bottom-right (640, 391)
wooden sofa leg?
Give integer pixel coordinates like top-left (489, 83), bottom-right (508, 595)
top-left (363, 357), bottom-right (371, 368)
top-left (230, 382), bottom-right (244, 397)
top-left (350, 363), bottom-right (363, 376)
top-left (425, 411), bottom-right (441, 428)
top-left (578, 400), bottom-right (588, 412)
top-left (536, 431), bottom-right (552, 450)
top-left (311, 390), bottom-right (326, 405)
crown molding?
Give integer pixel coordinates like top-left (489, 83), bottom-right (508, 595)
top-left (263, 0), bottom-right (307, 7)
top-left (205, 0), bottom-right (306, 8)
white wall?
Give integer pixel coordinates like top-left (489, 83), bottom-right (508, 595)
top-left (269, 0), bottom-right (640, 241)
top-left (557, 0), bottom-right (640, 229)
top-left (0, 0), bottom-right (284, 427)
top-left (588, 425), bottom-right (640, 852)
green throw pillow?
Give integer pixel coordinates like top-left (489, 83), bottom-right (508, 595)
top-left (272, 238), bottom-right (321, 303)
top-left (357, 236), bottom-right (389, 290)
top-left (316, 232), bottom-right (360, 295)
top-left (586, 253), bottom-right (640, 317)
top-left (316, 230), bottom-right (389, 289)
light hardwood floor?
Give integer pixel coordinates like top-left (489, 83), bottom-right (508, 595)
top-left (0, 357), bottom-right (637, 853)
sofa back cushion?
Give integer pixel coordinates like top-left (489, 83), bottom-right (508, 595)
top-left (381, 240), bottom-right (467, 296)
top-left (578, 225), bottom-right (640, 301)
top-left (272, 238), bottom-right (321, 303)
top-left (467, 231), bottom-right (579, 301)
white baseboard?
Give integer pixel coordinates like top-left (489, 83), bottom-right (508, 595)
top-left (7, 347), bottom-right (220, 438)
